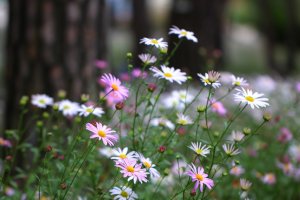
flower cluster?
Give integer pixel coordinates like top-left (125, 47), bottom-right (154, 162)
top-left (111, 147), bottom-right (160, 184)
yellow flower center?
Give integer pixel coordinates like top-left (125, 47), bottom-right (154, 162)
top-left (164, 72), bottom-right (173, 78)
top-left (98, 130), bottom-right (106, 137)
top-left (204, 78), bottom-right (211, 84)
top-left (126, 165), bottom-right (135, 173)
top-left (63, 105), bottom-right (70, 110)
top-left (195, 149), bottom-right (203, 155)
top-left (119, 153), bottom-right (127, 159)
top-left (181, 30), bottom-right (187, 36)
top-left (196, 173), bottom-right (204, 181)
top-left (151, 39), bottom-right (159, 44)
top-left (86, 108), bottom-right (93, 113)
top-left (38, 99), bottom-right (46, 104)
top-left (143, 161), bottom-right (151, 168)
top-left (111, 83), bottom-right (119, 91)
top-left (235, 81), bottom-right (241, 86)
top-left (121, 191), bottom-right (128, 198)
top-left (178, 119), bottom-right (187, 125)
top-left (245, 96), bottom-right (254, 102)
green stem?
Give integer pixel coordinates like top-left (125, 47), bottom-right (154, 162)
top-left (61, 140), bottom-right (97, 199)
top-left (164, 39), bottom-right (183, 64)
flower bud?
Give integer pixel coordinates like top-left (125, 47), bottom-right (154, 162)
top-left (190, 188), bottom-right (197, 196)
top-left (19, 96), bottom-right (29, 106)
top-left (147, 83), bottom-right (157, 92)
top-left (197, 105), bottom-right (206, 113)
top-left (158, 146), bottom-right (166, 153)
top-left (115, 102), bottom-right (124, 110)
top-left (126, 52), bottom-right (133, 59)
top-left (45, 145), bottom-right (52, 152)
top-left (81, 94), bottom-right (89, 102)
top-left (263, 113), bottom-right (272, 122)
top-left (58, 90), bottom-right (66, 99)
top-left (243, 128), bottom-right (251, 135)
top-left (176, 127), bottom-right (186, 136)
top-left (163, 168), bottom-right (170, 176)
top-left (53, 103), bottom-right (59, 111)
top-left (36, 121), bottom-right (43, 128)
top-left (60, 183), bottom-right (67, 190)
top-left (42, 112), bottom-right (49, 119)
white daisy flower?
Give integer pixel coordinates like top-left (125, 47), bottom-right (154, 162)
top-left (228, 131), bottom-right (245, 142)
top-left (109, 186), bottom-right (138, 200)
top-left (231, 75), bottom-right (248, 87)
top-left (197, 71), bottom-right (221, 88)
top-left (234, 87), bottom-right (269, 109)
top-left (111, 147), bottom-right (137, 161)
top-left (169, 25), bottom-right (198, 43)
top-left (150, 65), bottom-right (187, 84)
top-left (138, 153), bottom-right (160, 178)
top-left (57, 100), bottom-right (79, 117)
top-left (188, 142), bottom-right (210, 157)
top-left (31, 94), bottom-right (53, 108)
top-left (240, 178), bottom-right (252, 191)
top-left (222, 144), bottom-right (240, 156)
top-left (176, 113), bottom-right (193, 125)
top-left (78, 105), bottom-right (104, 117)
top-left (98, 147), bottom-right (114, 158)
top-left (150, 117), bottom-right (175, 130)
top-left (162, 90), bottom-right (193, 110)
top-left (138, 53), bottom-right (157, 64)
top-left (140, 37), bottom-right (168, 49)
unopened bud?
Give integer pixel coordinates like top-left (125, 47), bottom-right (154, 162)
top-left (160, 47), bottom-right (168, 54)
top-left (19, 96), bottom-right (29, 106)
top-left (263, 113), bottom-right (272, 122)
top-left (42, 112), bottom-right (49, 119)
top-left (75, 116), bottom-right (81, 123)
top-left (243, 127), bottom-right (251, 135)
top-left (190, 188), bottom-right (197, 196)
top-left (158, 146), bottom-right (166, 153)
top-left (197, 105), bottom-right (206, 113)
top-left (60, 183), bottom-right (67, 190)
top-left (128, 64), bottom-right (133, 69)
top-left (81, 94), bottom-right (89, 102)
top-left (126, 52), bottom-right (133, 59)
top-left (115, 102), bottom-right (124, 110)
top-left (36, 121), bottom-right (43, 128)
top-left (58, 90), bottom-right (66, 99)
top-left (45, 145), bottom-right (52, 152)
top-left (147, 83), bottom-right (157, 92)
top-left (53, 104), bottom-right (59, 111)
top-left (163, 168), bottom-right (170, 176)
top-left (176, 127), bottom-right (186, 136)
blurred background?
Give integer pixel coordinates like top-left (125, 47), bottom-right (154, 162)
top-left (1, 0), bottom-right (300, 130)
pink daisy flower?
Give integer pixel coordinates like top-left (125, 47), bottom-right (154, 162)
top-left (210, 99), bottom-right (227, 116)
top-left (116, 159), bottom-right (148, 184)
top-left (186, 164), bottom-right (214, 192)
top-left (100, 73), bottom-right (129, 101)
top-left (86, 122), bottom-right (118, 146)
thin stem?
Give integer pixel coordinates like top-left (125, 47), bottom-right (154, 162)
top-left (164, 39), bottom-right (183, 64)
top-left (141, 81), bottom-right (167, 151)
top-left (61, 140), bottom-right (97, 199)
top-left (204, 88), bottom-right (213, 143)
